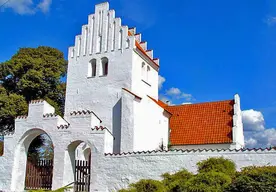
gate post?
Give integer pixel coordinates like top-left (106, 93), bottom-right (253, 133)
top-left (51, 149), bottom-right (66, 190)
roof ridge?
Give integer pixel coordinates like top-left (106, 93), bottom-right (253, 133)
top-left (166, 99), bottom-right (234, 108)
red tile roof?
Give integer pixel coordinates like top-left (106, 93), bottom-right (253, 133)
top-left (165, 100), bottom-right (234, 145)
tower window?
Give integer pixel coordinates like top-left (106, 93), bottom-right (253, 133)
top-left (88, 59), bottom-right (97, 77)
top-left (146, 66), bottom-right (150, 82)
top-left (101, 57), bottom-right (108, 76)
top-left (141, 62), bottom-right (146, 79)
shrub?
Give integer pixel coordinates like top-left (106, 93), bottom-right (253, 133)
top-left (183, 171), bottom-right (232, 192)
top-left (28, 186), bottom-right (72, 192)
top-left (118, 189), bottom-right (136, 192)
top-left (119, 179), bottom-right (166, 192)
top-left (162, 169), bottom-right (193, 192)
top-left (197, 157), bottom-right (236, 176)
top-left (226, 166), bottom-right (276, 192)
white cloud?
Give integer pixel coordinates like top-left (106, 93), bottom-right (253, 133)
top-left (166, 87), bottom-right (181, 96)
top-left (165, 87), bottom-right (194, 102)
top-left (37, 0), bottom-right (52, 13)
top-left (0, 0), bottom-right (51, 14)
top-left (242, 109), bottom-right (265, 131)
top-left (242, 109), bottom-right (276, 148)
top-left (266, 16), bottom-right (276, 26)
top-left (180, 93), bottom-right (193, 101)
top-left (159, 95), bottom-right (172, 105)
top-left (0, 0), bottom-right (34, 14)
top-left (158, 75), bottom-right (166, 90)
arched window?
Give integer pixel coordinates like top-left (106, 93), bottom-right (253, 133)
top-left (101, 57), bottom-right (108, 76)
top-left (88, 59), bottom-right (96, 77)
top-left (141, 62), bottom-right (146, 79)
top-left (146, 66), bottom-right (150, 82)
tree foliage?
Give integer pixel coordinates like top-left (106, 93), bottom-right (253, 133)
top-left (162, 169), bottom-right (193, 192)
top-left (119, 158), bottom-right (276, 192)
top-left (119, 179), bottom-right (166, 192)
top-left (0, 46), bottom-right (67, 134)
top-left (0, 86), bottom-right (28, 133)
top-left (197, 157), bottom-right (236, 177)
top-left (226, 166), bottom-right (276, 192)
top-left (28, 134), bottom-right (54, 161)
top-left (184, 171), bottom-right (232, 192)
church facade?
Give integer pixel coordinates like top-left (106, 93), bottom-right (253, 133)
top-left (65, 2), bottom-right (244, 153)
top-left (1, 2), bottom-right (275, 192)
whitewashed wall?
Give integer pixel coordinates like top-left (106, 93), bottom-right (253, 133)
top-left (0, 100), bottom-right (112, 192)
top-left (65, 2), bottom-right (135, 154)
top-left (91, 149), bottom-right (276, 191)
top-left (133, 96), bottom-right (169, 151)
top-left (131, 50), bottom-right (159, 100)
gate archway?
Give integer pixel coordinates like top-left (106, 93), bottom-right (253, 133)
top-left (63, 140), bottom-right (92, 192)
top-left (25, 133), bottom-right (54, 190)
top-left (11, 128), bottom-right (54, 191)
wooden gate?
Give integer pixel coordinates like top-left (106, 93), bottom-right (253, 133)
top-left (74, 160), bottom-right (91, 192)
top-left (25, 159), bottom-right (53, 190)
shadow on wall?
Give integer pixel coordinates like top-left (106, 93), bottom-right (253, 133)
top-left (113, 98), bottom-right (122, 154)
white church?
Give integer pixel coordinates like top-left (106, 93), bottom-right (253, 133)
top-left (64, 1), bottom-right (245, 152)
top-left (1, 2), bottom-right (275, 192)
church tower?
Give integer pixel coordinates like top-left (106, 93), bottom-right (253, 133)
top-left (64, 2), bottom-right (162, 153)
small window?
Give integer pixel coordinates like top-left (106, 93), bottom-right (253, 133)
top-left (88, 59), bottom-right (96, 77)
top-left (101, 57), bottom-right (108, 76)
top-left (126, 38), bottom-right (130, 49)
top-left (141, 62), bottom-right (146, 78)
top-left (146, 66), bottom-right (150, 81)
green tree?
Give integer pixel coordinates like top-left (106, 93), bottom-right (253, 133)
top-left (27, 134), bottom-right (54, 161)
top-left (197, 157), bottom-right (236, 177)
top-left (0, 86), bottom-right (28, 133)
top-left (227, 166), bottom-right (276, 192)
top-left (0, 46), bottom-right (67, 134)
top-left (184, 171), bottom-right (232, 192)
top-left (162, 169), bottom-right (193, 192)
top-left (119, 179), bottom-right (166, 192)
top-left (0, 46), bottom-right (67, 159)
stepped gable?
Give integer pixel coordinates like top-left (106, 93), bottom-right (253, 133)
top-left (68, 2), bottom-right (159, 69)
top-left (128, 30), bottom-right (159, 67)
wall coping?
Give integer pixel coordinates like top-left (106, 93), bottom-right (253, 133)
top-left (104, 147), bottom-right (276, 156)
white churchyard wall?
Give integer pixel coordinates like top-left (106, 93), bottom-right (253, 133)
top-left (91, 149), bottom-right (276, 191)
top-left (1, 141), bottom-right (276, 192)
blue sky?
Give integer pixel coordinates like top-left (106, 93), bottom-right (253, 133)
top-left (1, 0), bottom-right (276, 147)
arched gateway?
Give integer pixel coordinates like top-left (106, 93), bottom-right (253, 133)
top-left (0, 100), bottom-right (113, 191)
top-left (12, 128), bottom-right (54, 190)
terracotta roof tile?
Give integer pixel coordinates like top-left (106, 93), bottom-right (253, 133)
top-left (166, 100), bottom-right (234, 145)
